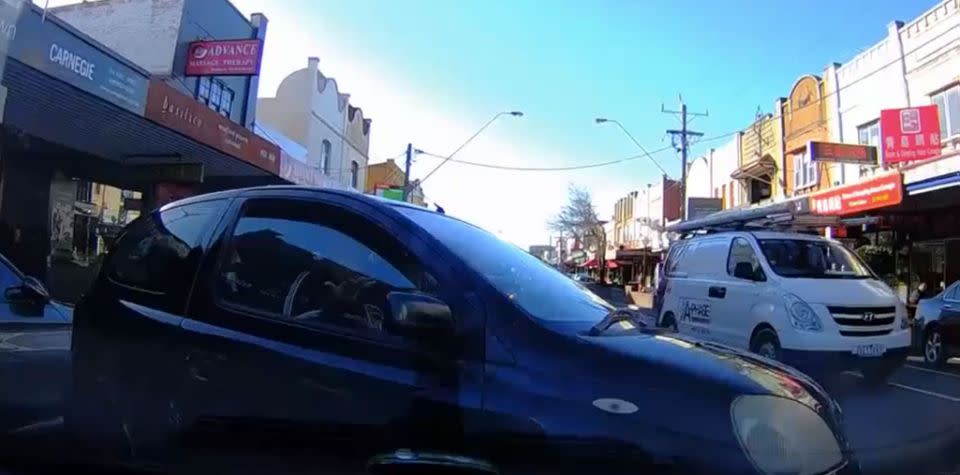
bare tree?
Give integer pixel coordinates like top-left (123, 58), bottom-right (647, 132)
top-left (549, 184), bottom-right (607, 281)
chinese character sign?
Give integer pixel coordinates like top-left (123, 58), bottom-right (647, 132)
top-left (809, 173), bottom-right (902, 216)
top-left (880, 105), bottom-right (941, 164)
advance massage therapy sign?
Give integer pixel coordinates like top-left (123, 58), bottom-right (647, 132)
top-left (0, 1), bottom-right (148, 115)
top-left (185, 39), bottom-right (263, 76)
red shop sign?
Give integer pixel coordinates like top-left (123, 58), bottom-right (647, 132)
top-left (185, 39), bottom-right (263, 76)
top-left (880, 105), bottom-right (941, 164)
top-left (809, 173), bottom-right (903, 216)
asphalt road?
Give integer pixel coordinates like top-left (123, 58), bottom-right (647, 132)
top-left (587, 283), bottom-right (960, 475)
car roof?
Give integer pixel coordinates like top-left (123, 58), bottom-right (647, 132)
top-left (159, 185), bottom-right (431, 212)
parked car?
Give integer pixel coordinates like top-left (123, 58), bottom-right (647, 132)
top-left (67, 187), bottom-right (857, 474)
top-left (915, 280), bottom-right (960, 365)
top-left (0, 252), bottom-right (72, 433)
top-left (655, 230), bottom-right (910, 383)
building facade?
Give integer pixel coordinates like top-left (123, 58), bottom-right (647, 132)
top-left (257, 57), bottom-right (371, 192)
top-left (686, 135), bottom-right (743, 210)
top-left (782, 75), bottom-right (834, 196)
top-left (364, 159), bottom-right (425, 205)
top-left (735, 107), bottom-right (785, 204)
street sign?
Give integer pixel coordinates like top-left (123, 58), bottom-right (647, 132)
top-left (809, 172), bottom-right (902, 216)
top-left (880, 105), bottom-right (941, 164)
top-left (807, 141), bottom-right (878, 165)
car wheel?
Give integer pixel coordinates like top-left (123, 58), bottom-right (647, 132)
top-left (660, 312), bottom-right (678, 332)
top-left (750, 328), bottom-right (781, 361)
top-left (924, 327), bottom-right (946, 366)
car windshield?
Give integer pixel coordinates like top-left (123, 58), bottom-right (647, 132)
top-left (397, 207), bottom-right (614, 322)
top-left (758, 238), bottom-right (873, 279)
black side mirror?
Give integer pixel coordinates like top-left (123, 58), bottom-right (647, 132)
top-left (734, 262), bottom-right (762, 281)
top-left (5, 276), bottom-right (49, 304)
top-left (387, 291), bottom-right (454, 336)
top-left (367, 450), bottom-right (498, 475)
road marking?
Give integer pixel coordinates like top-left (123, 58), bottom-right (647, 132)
top-left (842, 371), bottom-right (960, 403)
top-left (903, 364), bottom-right (960, 380)
top-left (907, 355), bottom-right (960, 365)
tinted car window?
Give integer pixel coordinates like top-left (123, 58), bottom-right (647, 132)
top-left (108, 199), bottom-right (226, 293)
top-left (396, 207), bottom-right (613, 323)
top-left (217, 199), bottom-right (436, 334)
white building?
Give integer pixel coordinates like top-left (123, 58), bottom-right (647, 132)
top-left (685, 136), bottom-right (743, 209)
top-left (828, 0), bottom-right (960, 183)
top-left (256, 57), bottom-right (370, 191)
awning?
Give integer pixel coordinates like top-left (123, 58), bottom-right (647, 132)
top-left (584, 258), bottom-right (599, 268)
top-left (606, 260), bottom-right (619, 269)
top-left (732, 155), bottom-right (777, 181)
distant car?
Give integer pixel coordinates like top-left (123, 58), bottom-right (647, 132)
top-left (915, 281), bottom-right (960, 365)
top-left (67, 187), bottom-right (857, 474)
top-left (0, 252), bottom-right (73, 433)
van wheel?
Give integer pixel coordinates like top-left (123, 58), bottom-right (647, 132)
top-left (750, 328), bottom-right (781, 361)
top-left (660, 312), bottom-right (678, 332)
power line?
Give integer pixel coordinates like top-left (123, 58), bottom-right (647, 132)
top-left (415, 131), bottom-right (737, 172)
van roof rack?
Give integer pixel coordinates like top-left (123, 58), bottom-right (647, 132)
top-left (668, 198), bottom-right (875, 238)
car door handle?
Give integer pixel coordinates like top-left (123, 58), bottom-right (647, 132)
top-left (708, 286), bottom-right (726, 299)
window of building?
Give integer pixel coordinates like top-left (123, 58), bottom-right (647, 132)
top-left (196, 77), bottom-right (234, 117)
top-left (76, 180), bottom-right (93, 203)
top-left (216, 199), bottom-right (437, 335)
top-left (320, 140), bottom-right (332, 175)
top-left (857, 120), bottom-right (881, 177)
top-left (932, 85), bottom-right (960, 139)
top-left (727, 237), bottom-right (764, 280)
top-left (793, 149), bottom-right (817, 191)
top-left (350, 160), bottom-right (359, 188)
top-left (108, 200), bottom-right (226, 294)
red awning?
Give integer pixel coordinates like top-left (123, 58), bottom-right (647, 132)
top-left (584, 258), bottom-right (599, 268)
top-left (606, 260), bottom-right (619, 269)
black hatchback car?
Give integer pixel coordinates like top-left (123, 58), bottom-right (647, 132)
top-left (67, 186), bottom-right (858, 475)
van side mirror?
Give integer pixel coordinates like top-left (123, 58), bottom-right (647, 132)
top-left (387, 292), bottom-right (454, 336)
top-left (734, 262), bottom-right (762, 281)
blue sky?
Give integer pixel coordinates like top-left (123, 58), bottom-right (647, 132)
top-left (56, 0), bottom-right (936, 248)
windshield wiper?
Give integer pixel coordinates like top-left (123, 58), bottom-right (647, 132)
top-left (588, 307), bottom-right (646, 336)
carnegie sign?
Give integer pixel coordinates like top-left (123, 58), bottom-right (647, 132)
top-left (185, 39), bottom-right (262, 76)
top-left (144, 79), bottom-right (279, 174)
top-left (809, 172), bottom-right (903, 215)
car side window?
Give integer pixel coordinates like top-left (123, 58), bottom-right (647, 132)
top-left (666, 242), bottom-right (692, 275)
top-left (727, 237), bottom-right (763, 279)
top-left (108, 199), bottom-right (226, 294)
top-left (946, 283), bottom-right (960, 301)
top-left (216, 199), bottom-right (438, 335)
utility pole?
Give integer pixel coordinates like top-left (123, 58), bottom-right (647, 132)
top-left (663, 97), bottom-right (707, 221)
top-left (402, 143), bottom-right (413, 202)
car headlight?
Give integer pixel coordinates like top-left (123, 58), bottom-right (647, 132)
top-left (783, 293), bottom-right (822, 332)
top-left (731, 395), bottom-right (843, 475)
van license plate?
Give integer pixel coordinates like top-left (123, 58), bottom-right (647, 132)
top-left (853, 344), bottom-right (886, 357)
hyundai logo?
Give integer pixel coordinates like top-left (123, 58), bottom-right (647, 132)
top-left (863, 312), bottom-right (875, 322)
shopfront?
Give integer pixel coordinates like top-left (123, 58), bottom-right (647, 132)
top-left (0, 2), bottom-right (283, 302)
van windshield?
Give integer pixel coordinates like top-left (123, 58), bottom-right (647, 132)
top-left (758, 239), bottom-right (873, 279)
top-left (397, 207), bottom-right (614, 322)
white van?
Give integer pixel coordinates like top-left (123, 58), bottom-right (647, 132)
top-left (654, 230), bottom-right (910, 382)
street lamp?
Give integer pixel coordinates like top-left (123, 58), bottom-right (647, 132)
top-left (418, 111), bottom-right (524, 185)
top-left (595, 117), bottom-right (669, 177)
